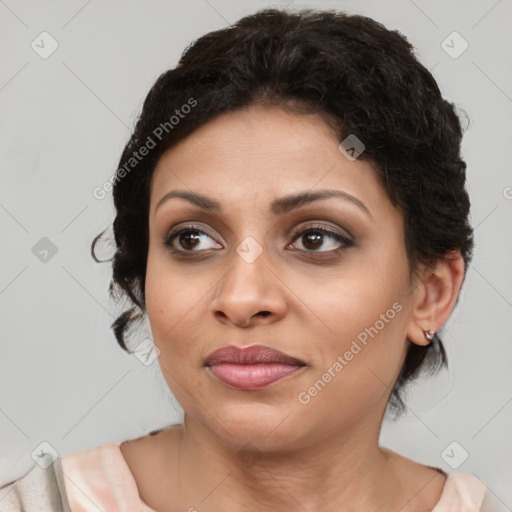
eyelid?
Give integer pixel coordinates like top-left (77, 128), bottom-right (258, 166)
top-left (163, 212), bottom-right (355, 238)
top-left (163, 219), bottom-right (352, 242)
top-left (289, 224), bottom-right (353, 244)
top-left (287, 220), bottom-right (354, 243)
top-left (164, 222), bottom-right (220, 245)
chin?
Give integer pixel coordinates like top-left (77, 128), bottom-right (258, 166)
top-left (197, 399), bottom-right (307, 449)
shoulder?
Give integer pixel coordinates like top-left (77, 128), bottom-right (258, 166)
top-left (59, 440), bottom-right (144, 512)
top-left (433, 472), bottom-right (488, 512)
top-left (0, 426), bottom-right (178, 512)
top-left (61, 425), bottom-right (181, 511)
top-left (382, 448), bottom-right (488, 511)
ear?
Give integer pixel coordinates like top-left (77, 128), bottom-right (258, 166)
top-left (407, 251), bottom-right (465, 347)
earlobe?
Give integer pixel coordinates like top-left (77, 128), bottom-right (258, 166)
top-left (407, 251), bottom-right (465, 347)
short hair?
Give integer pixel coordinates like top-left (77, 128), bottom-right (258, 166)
top-left (92, 8), bottom-right (473, 416)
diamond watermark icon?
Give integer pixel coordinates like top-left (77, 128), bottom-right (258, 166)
top-left (133, 338), bottom-right (160, 366)
top-left (32, 237), bottom-right (58, 263)
top-left (441, 441), bottom-right (469, 469)
top-left (441, 32), bottom-right (468, 59)
top-left (338, 134), bottom-right (365, 161)
top-left (237, 442), bottom-right (262, 468)
top-left (236, 236), bottom-right (263, 264)
top-left (31, 31), bottom-right (59, 59)
top-left (31, 441), bottom-right (59, 469)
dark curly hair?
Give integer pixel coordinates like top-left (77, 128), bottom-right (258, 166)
top-left (92, 8), bottom-right (473, 416)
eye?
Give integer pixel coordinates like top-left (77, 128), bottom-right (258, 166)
top-left (288, 225), bottom-right (353, 255)
top-left (163, 223), bottom-right (354, 257)
top-left (164, 224), bottom-right (222, 254)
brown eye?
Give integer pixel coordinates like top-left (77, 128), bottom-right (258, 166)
top-left (289, 226), bottom-right (353, 254)
top-left (164, 225), bottom-right (222, 253)
top-left (176, 230), bottom-right (202, 251)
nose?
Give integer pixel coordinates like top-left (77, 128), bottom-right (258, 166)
top-left (209, 243), bottom-right (288, 328)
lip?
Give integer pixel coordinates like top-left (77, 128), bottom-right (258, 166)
top-left (204, 344), bottom-right (306, 390)
top-left (204, 344), bottom-right (306, 366)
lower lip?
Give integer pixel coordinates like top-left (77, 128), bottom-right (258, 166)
top-left (207, 363), bottom-right (304, 390)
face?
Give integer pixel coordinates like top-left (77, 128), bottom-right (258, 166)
top-left (145, 104), bottom-right (420, 450)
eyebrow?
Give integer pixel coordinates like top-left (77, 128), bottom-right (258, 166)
top-left (154, 189), bottom-right (372, 218)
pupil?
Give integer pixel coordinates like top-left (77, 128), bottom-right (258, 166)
top-left (303, 232), bottom-right (322, 250)
top-left (181, 231), bottom-right (200, 250)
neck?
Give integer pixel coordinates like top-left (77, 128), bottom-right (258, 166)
top-left (169, 413), bottom-right (408, 512)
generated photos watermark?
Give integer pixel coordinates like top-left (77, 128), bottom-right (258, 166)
top-left (297, 301), bottom-right (403, 405)
top-left (93, 97), bottom-right (197, 200)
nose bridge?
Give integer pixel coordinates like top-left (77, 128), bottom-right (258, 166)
top-left (209, 229), bottom-right (286, 325)
top-left (225, 233), bottom-right (269, 292)
top-left (224, 206), bottom-right (273, 267)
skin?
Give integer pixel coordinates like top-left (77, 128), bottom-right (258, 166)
top-left (120, 104), bottom-right (465, 512)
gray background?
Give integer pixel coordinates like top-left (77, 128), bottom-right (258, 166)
top-left (1, 0), bottom-right (511, 507)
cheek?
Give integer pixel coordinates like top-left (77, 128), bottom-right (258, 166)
top-left (296, 302), bottom-right (408, 418)
top-left (298, 266), bottom-right (409, 400)
top-left (144, 252), bottom-right (215, 364)
top-left (144, 255), bottom-right (216, 414)
top-left (298, 257), bottom-right (406, 339)
top-left (145, 254), bottom-right (188, 355)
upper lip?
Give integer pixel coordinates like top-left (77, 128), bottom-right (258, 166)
top-left (204, 344), bottom-right (306, 366)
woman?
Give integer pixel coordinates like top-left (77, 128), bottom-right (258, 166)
top-left (0, 7), bottom-right (490, 511)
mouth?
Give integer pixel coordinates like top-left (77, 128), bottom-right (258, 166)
top-left (204, 344), bottom-right (307, 390)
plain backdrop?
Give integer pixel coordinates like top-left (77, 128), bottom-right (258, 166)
top-left (1, 0), bottom-right (511, 508)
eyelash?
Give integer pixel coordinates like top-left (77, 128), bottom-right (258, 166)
top-left (163, 223), bottom-right (354, 259)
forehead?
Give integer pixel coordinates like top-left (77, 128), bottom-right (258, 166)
top-left (149, 105), bottom-right (388, 218)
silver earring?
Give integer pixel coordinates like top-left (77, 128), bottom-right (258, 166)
top-left (424, 330), bottom-right (436, 342)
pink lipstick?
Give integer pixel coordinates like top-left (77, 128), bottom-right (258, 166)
top-left (204, 345), bottom-right (306, 390)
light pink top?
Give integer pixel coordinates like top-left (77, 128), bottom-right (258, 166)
top-left (60, 442), bottom-right (488, 511)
